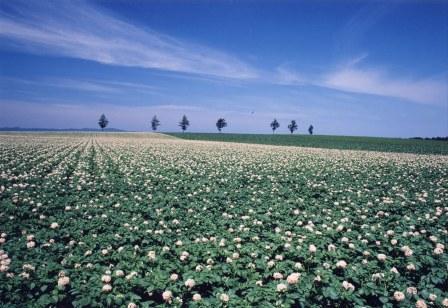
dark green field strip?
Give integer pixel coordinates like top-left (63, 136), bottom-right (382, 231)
top-left (166, 133), bottom-right (448, 155)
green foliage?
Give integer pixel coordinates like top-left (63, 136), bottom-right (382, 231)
top-left (98, 114), bottom-right (109, 131)
top-left (0, 133), bottom-right (447, 307)
top-left (288, 120), bottom-right (298, 134)
top-left (151, 116), bottom-right (161, 131)
top-left (179, 115), bottom-right (190, 132)
top-left (168, 133), bottom-right (448, 155)
top-left (216, 118), bottom-right (227, 132)
top-left (270, 119), bottom-right (280, 133)
top-left (308, 125), bottom-right (314, 135)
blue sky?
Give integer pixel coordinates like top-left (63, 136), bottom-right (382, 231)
top-left (0, 0), bottom-right (447, 137)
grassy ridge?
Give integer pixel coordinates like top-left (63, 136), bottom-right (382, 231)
top-left (166, 133), bottom-right (448, 155)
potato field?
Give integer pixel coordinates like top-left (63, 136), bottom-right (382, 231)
top-left (0, 133), bottom-right (447, 307)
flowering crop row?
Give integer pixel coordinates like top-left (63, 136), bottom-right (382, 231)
top-left (0, 133), bottom-right (447, 307)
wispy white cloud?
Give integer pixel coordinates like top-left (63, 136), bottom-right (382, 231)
top-left (0, 2), bottom-right (446, 108)
top-left (343, 53), bottom-right (369, 67)
top-left (274, 65), bottom-right (307, 86)
top-left (321, 66), bottom-right (447, 106)
top-left (95, 80), bottom-right (159, 93)
top-left (43, 79), bottom-right (119, 93)
top-left (270, 56), bottom-right (447, 107)
top-left (1, 76), bottom-right (160, 94)
top-left (0, 1), bottom-right (258, 79)
top-left (335, 4), bottom-right (393, 55)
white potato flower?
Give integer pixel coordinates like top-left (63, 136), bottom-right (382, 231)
top-left (394, 291), bottom-right (405, 301)
top-left (377, 254), bottom-right (387, 261)
top-left (342, 281), bottom-right (355, 291)
top-left (162, 290), bottom-right (173, 303)
top-left (434, 247), bottom-right (444, 255)
top-left (184, 278), bottom-right (195, 289)
top-left (57, 276), bottom-right (70, 289)
top-left (286, 273), bottom-right (300, 285)
top-left (102, 284), bottom-right (112, 292)
top-left (406, 287), bottom-right (417, 295)
top-left (415, 299), bottom-right (427, 308)
top-left (147, 250), bottom-right (156, 261)
top-left (220, 293), bottom-right (230, 302)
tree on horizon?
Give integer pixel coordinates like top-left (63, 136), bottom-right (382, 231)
top-left (151, 115), bottom-right (160, 131)
top-left (270, 119), bottom-right (280, 134)
top-left (308, 124), bottom-right (314, 135)
top-left (179, 115), bottom-right (190, 133)
top-left (98, 114), bottom-right (109, 131)
top-left (288, 120), bottom-right (298, 134)
top-left (216, 118), bottom-right (227, 132)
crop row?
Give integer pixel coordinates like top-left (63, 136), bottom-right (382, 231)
top-left (0, 133), bottom-right (447, 307)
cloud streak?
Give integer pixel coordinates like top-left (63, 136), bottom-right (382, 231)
top-left (0, 77), bottom-right (161, 95)
top-left (0, 1), bottom-right (258, 80)
top-left (0, 2), bottom-right (446, 107)
top-left (321, 67), bottom-right (447, 106)
top-left (274, 65), bottom-right (307, 86)
top-left (271, 58), bottom-right (447, 106)
top-left (335, 4), bottom-right (393, 56)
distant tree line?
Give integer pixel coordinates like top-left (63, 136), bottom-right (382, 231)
top-left (98, 114), bottom-right (315, 134)
top-left (410, 136), bottom-right (448, 141)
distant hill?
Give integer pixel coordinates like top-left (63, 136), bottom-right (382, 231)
top-left (0, 127), bottom-right (127, 132)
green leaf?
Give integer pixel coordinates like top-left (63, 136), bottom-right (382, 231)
top-left (379, 296), bottom-right (389, 304)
